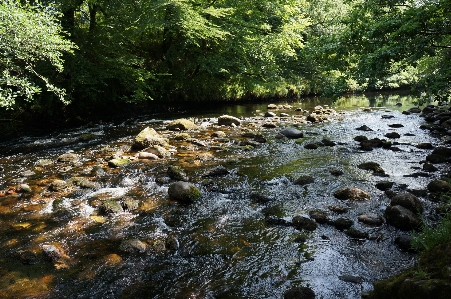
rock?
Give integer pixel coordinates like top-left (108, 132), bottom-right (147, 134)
top-left (203, 166), bottom-right (229, 177)
top-left (427, 180), bottom-right (451, 193)
top-left (280, 128), bottom-right (304, 139)
top-left (358, 213), bottom-right (384, 226)
top-left (165, 235), bottom-right (179, 251)
top-left (138, 152), bottom-right (159, 160)
top-left (119, 239), bottom-right (147, 253)
top-left (267, 104), bottom-right (278, 109)
top-left (292, 216), bottom-right (318, 231)
top-left (356, 125), bottom-right (373, 131)
top-left (250, 193), bottom-right (273, 204)
top-left (409, 107), bottom-right (422, 113)
top-left (108, 158), bottom-right (131, 168)
top-left (265, 111), bottom-right (277, 117)
top-left (321, 138), bottom-right (336, 146)
top-left (283, 286), bottom-right (315, 299)
top-left (174, 133), bottom-right (191, 141)
top-left (328, 205), bottom-right (349, 214)
top-left (67, 177), bottom-right (100, 189)
top-left (122, 198), bottom-right (139, 211)
top-left (376, 181), bottom-right (394, 191)
top-left (329, 169), bottom-right (344, 176)
top-left (382, 115), bottom-right (395, 119)
top-left (431, 146), bottom-right (451, 158)
top-left (339, 275), bottom-right (364, 283)
top-left (167, 165), bottom-right (189, 181)
top-left (280, 112), bottom-right (290, 117)
top-left (360, 138), bottom-right (384, 150)
top-left (265, 217), bottom-right (291, 227)
top-left (294, 175), bottom-right (314, 186)
top-left (422, 163), bottom-right (438, 172)
top-left (143, 146), bottom-right (171, 158)
top-left (358, 162), bottom-right (386, 175)
top-left (388, 124), bottom-right (404, 128)
top-left (262, 122), bottom-right (277, 128)
top-left (333, 217), bottom-right (354, 230)
top-left (304, 143), bottom-right (320, 150)
top-left (166, 118), bottom-right (197, 131)
top-left (334, 187), bottom-right (370, 200)
top-left (346, 227), bottom-right (369, 239)
top-left (90, 165), bottom-right (105, 176)
top-left (394, 235), bottom-right (415, 252)
top-left (16, 184), bottom-right (32, 193)
top-left (218, 115), bottom-right (241, 126)
top-left (391, 193), bottom-right (423, 214)
top-left (384, 205), bottom-right (422, 231)
top-left (101, 200), bottom-right (124, 214)
top-left (16, 250), bottom-right (40, 265)
top-left (42, 244), bottom-right (68, 262)
top-left (168, 182), bottom-right (202, 203)
top-left (416, 143), bottom-right (434, 149)
top-left (354, 135), bottom-right (368, 142)
top-left (132, 127), bottom-right (169, 150)
top-left (49, 179), bottom-right (67, 192)
top-left (57, 153), bottom-right (79, 163)
top-left (211, 131), bottom-right (226, 138)
top-left (426, 154), bottom-right (447, 164)
top-left (309, 210), bottom-right (330, 224)
top-left (307, 114), bottom-right (326, 123)
top-left (385, 132), bottom-right (401, 139)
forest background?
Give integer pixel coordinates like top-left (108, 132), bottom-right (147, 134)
top-left (0, 0), bottom-right (450, 125)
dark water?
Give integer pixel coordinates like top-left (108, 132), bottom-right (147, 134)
top-left (0, 94), bottom-right (442, 298)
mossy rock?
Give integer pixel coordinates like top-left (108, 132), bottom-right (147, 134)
top-left (168, 182), bottom-right (202, 203)
top-left (101, 200), bottom-right (124, 214)
top-left (108, 158), bottom-right (130, 168)
top-left (334, 187), bottom-right (370, 200)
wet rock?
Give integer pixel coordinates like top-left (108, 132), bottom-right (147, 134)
top-left (346, 227), bottom-right (369, 239)
top-left (132, 127), bottom-right (169, 150)
top-left (168, 165), bottom-right (189, 181)
top-left (57, 153), bottom-right (79, 163)
top-left (334, 187), bottom-right (370, 200)
top-left (339, 275), bottom-right (364, 283)
top-left (388, 124), bottom-right (404, 128)
top-left (165, 235), bottom-right (179, 251)
top-left (395, 235), bottom-right (415, 252)
top-left (422, 163), bottom-right (438, 172)
top-left (427, 180), bottom-right (451, 193)
top-left (360, 138), bottom-right (384, 150)
top-left (265, 216), bottom-right (290, 226)
top-left (101, 200), bottom-right (124, 214)
top-left (358, 213), bottom-right (384, 226)
top-left (143, 146), bottom-right (171, 158)
top-left (385, 132), bottom-right (401, 139)
top-left (42, 244), bottom-right (70, 266)
top-left (16, 250), bottom-right (40, 265)
top-left (292, 216), bottom-right (318, 231)
top-left (304, 143), bottom-right (320, 150)
top-left (321, 138), bottom-right (336, 146)
top-left (426, 153), bottom-right (447, 164)
top-left (168, 181), bottom-right (202, 203)
top-left (211, 131), bottom-right (226, 138)
top-left (384, 205), bottom-right (422, 231)
top-left (138, 151), bottom-right (159, 160)
top-left (250, 193), bottom-right (273, 204)
top-left (333, 217), bottom-right (354, 230)
top-left (16, 184), bottom-right (31, 193)
top-left (358, 162), bottom-right (386, 176)
top-left (329, 169), bottom-right (344, 176)
top-left (52, 209), bottom-right (74, 222)
top-left (173, 133), bottom-right (191, 141)
top-left (307, 113), bottom-right (327, 123)
top-left (283, 286), bottom-right (315, 299)
top-left (309, 210), bottom-right (330, 224)
top-left (416, 143), bottom-right (434, 149)
top-left (108, 158), bottom-right (131, 168)
top-left (90, 165), bottom-right (106, 176)
top-left (166, 118), bottom-right (197, 131)
top-left (354, 135), bottom-right (368, 142)
top-left (203, 165), bottom-right (229, 177)
top-left (265, 111), bottom-right (277, 117)
top-left (267, 104), bottom-right (278, 109)
top-left (49, 179), bottom-right (67, 192)
top-left (218, 115), bottom-right (241, 126)
top-left (68, 177), bottom-right (100, 189)
top-left (409, 107), bottom-right (422, 113)
top-left (356, 125), bottom-right (373, 131)
top-left (280, 112), bottom-right (290, 117)
top-left (382, 115), bottom-right (395, 119)
top-left (294, 175), bottom-right (314, 186)
top-left (119, 239), bottom-right (147, 253)
top-left (122, 198), bottom-right (139, 211)
top-left (262, 122), bottom-right (277, 128)
top-left (279, 128), bottom-right (304, 139)
top-left (391, 193), bottom-right (423, 214)
top-left (376, 181), bottom-right (394, 191)
top-left (427, 147), bottom-right (451, 163)
top-left (328, 205), bottom-right (350, 214)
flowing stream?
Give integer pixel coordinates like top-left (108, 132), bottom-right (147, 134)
top-left (0, 94), bottom-right (442, 298)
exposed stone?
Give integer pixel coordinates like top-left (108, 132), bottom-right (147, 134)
top-left (218, 115), bottom-right (241, 126)
top-left (119, 239), bottom-right (147, 253)
top-left (203, 165), bottom-right (229, 177)
top-left (394, 235), bottom-right (415, 252)
top-left (304, 143), bottom-right (320, 149)
top-left (292, 216), bottom-right (318, 231)
top-left (49, 179), bottom-right (67, 192)
top-left (334, 187), bottom-right (371, 200)
top-left (174, 133), bottom-right (191, 141)
top-left (321, 138), bottom-right (336, 146)
top-left (329, 169), bottom-right (344, 176)
top-left (132, 127), bottom-right (169, 150)
top-left (416, 143), bottom-right (434, 149)
top-left (384, 205), bottom-right (422, 231)
top-left (427, 180), bottom-right (451, 193)
top-left (328, 205), bottom-right (350, 214)
top-left (346, 227), bottom-right (369, 239)
top-left (250, 193), bottom-right (273, 204)
top-left (167, 165), bottom-right (189, 181)
top-left (385, 132), bottom-right (401, 139)
top-left (422, 163), bottom-right (438, 172)
top-left (265, 111), bottom-right (277, 117)
top-left (143, 146), bottom-right (171, 158)
top-left (333, 217), bottom-right (354, 230)
top-left (166, 118), bottom-right (197, 131)
top-left (391, 193), bottom-right (423, 214)
top-left (138, 152), bottom-right (159, 160)
top-left (101, 200), bottom-right (124, 214)
top-left (122, 198), bottom-right (139, 211)
top-left (108, 158), bottom-right (131, 168)
top-left (168, 181), bottom-right (202, 203)
top-left (358, 213), bottom-right (384, 226)
top-left (388, 124), bottom-right (404, 128)
top-left (376, 181), bottom-right (394, 191)
top-left (279, 128), bottom-right (304, 139)
top-left (358, 162), bottom-right (386, 175)
top-left (283, 286), bottom-right (315, 299)
top-left (309, 210), bottom-right (330, 224)
top-left (354, 135), bottom-right (368, 142)
top-left (16, 184), bottom-right (32, 193)
top-left (356, 125), bottom-right (373, 131)
top-left (211, 131), bottom-right (226, 138)
top-left (57, 153), bottom-right (79, 163)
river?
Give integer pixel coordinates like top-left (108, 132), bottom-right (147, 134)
top-left (0, 93), bottom-right (441, 298)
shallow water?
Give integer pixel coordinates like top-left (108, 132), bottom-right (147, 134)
top-left (0, 94), bottom-right (443, 298)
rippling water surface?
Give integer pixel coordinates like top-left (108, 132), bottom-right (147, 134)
top-left (0, 94), bottom-right (442, 298)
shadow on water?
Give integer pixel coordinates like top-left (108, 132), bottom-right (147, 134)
top-left (0, 93), bottom-right (440, 298)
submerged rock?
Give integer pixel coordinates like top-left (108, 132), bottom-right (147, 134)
top-left (168, 181), bottom-right (202, 203)
top-left (49, 179), bottom-right (67, 192)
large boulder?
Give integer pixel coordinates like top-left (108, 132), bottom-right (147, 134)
top-left (168, 182), bottom-right (202, 203)
top-left (166, 119), bottom-right (197, 131)
top-left (390, 193), bottom-right (423, 214)
top-left (132, 127), bottom-right (169, 150)
top-left (384, 205), bottom-right (422, 231)
top-left (218, 115), bottom-right (241, 126)
top-left (427, 180), bottom-right (451, 193)
top-left (334, 187), bottom-right (370, 200)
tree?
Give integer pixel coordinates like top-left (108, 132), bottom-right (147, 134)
top-left (0, 0), bottom-right (76, 109)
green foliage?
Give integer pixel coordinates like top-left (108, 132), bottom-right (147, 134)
top-left (0, 0), bottom-right (76, 109)
top-left (412, 213), bottom-right (451, 252)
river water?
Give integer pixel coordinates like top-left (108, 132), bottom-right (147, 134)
top-left (0, 94), bottom-right (441, 298)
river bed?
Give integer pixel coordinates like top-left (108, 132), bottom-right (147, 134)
top-left (0, 94), bottom-right (443, 298)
